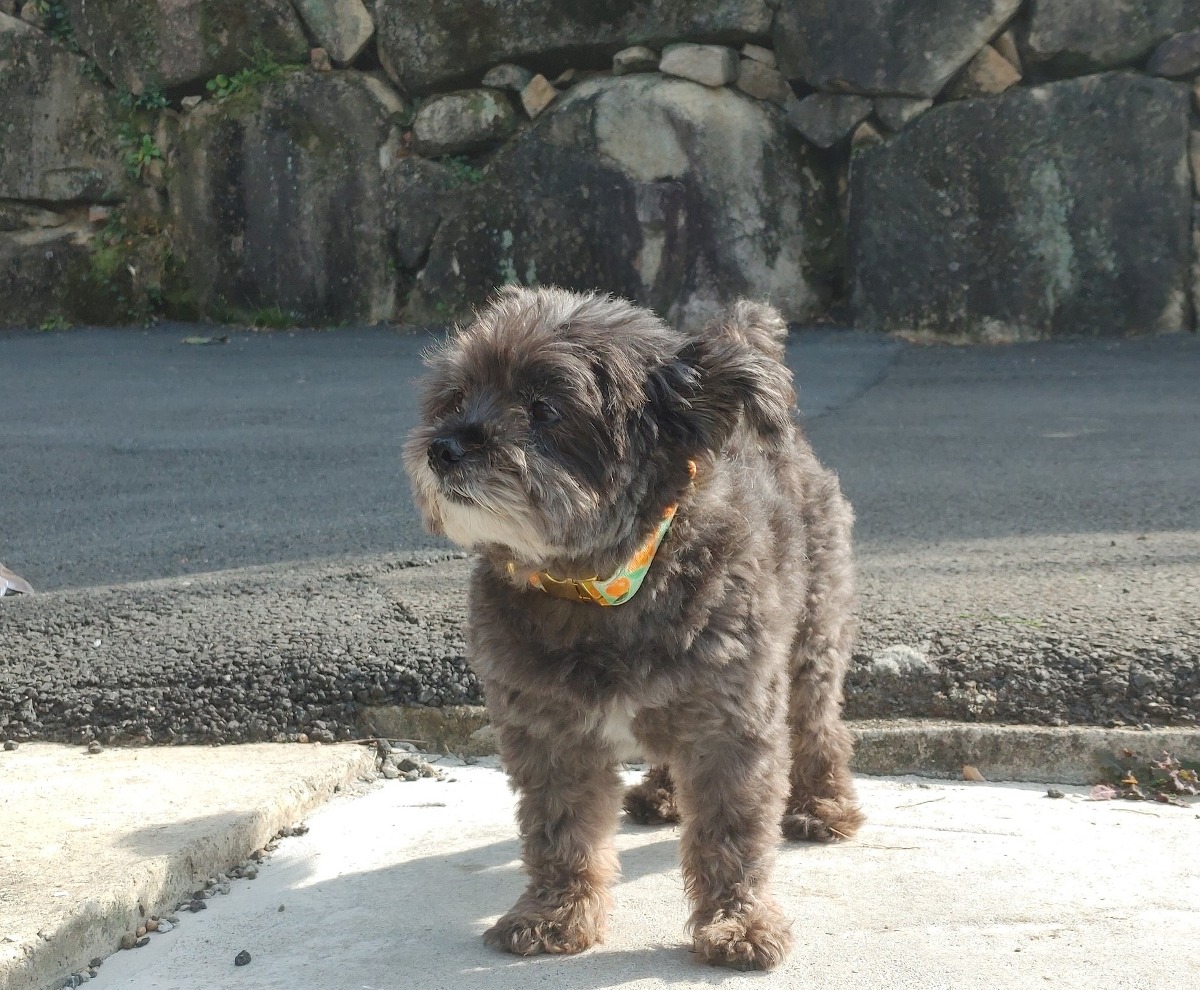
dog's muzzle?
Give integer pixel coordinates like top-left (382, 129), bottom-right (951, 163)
top-left (428, 436), bottom-right (465, 475)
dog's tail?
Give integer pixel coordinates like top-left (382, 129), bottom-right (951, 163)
top-left (705, 300), bottom-right (788, 364)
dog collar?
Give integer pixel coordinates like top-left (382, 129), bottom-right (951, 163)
top-left (511, 461), bottom-right (695, 607)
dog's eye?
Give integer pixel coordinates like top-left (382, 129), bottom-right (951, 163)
top-left (530, 400), bottom-right (561, 425)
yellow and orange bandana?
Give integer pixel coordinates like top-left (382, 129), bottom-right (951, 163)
top-left (512, 461), bottom-right (694, 607)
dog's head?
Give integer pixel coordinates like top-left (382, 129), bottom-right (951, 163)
top-left (403, 286), bottom-right (794, 567)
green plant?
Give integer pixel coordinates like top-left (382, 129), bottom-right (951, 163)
top-left (205, 71), bottom-right (247, 100)
top-left (442, 155), bottom-right (485, 186)
top-left (117, 86), bottom-right (169, 113)
top-left (38, 314), bottom-right (70, 332)
top-left (123, 133), bottom-right (164, 178)
top-left (250, 306), bottom-right (299, 330)
top-left (204, 44), bottom-right (293, 101)
top-left (34, 1), bottom-right (78, 50)
top-left (71, 207), bottom-right (178, 326)
top-left (80, 58), bottom-right (106, 83)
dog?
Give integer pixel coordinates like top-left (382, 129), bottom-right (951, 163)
top-left (404, 286), bottom-right (863, 971)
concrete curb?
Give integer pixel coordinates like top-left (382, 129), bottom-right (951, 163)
top-left (850, 719), bottom-right (1200, 783)
top-left (0, 744), bottom-right (377, 990)
top-left (358, 705), bottom-right (1200, 784)
top-left (358, 704), bottom-right (494, 755)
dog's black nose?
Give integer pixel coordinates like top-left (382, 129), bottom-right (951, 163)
top-left (428, 436), bottom-right (465, 473)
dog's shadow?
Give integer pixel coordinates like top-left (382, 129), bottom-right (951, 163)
top-left (272, 819), bottom-right (777, 987)
top-left (387, 824), bottom-right (773, 988)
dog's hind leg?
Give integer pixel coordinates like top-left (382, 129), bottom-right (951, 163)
top-left (783, 470), bottom-right (865, 843)
top-left (623, 763), bottom-right (680, 825)
top-left (484, 723), bottom-right (623, 957)
top-left (784, 658), bottom-right (864, 842)
top-left (673, 703), bottom-right (793, 971)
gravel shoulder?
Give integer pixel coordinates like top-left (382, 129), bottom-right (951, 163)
top-left (1, 531), bottom-right (1196, 747)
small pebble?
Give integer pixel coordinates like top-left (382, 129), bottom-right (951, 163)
top-left (89, 958), bottom-right (102, 969)
top-left (3, 740), bottom-right (17, 751)
top-left (136, 926), bottom-right (147, 938)
top-left (135, 937), bottom-right (149, 949)
top-left (277, 905), bottom-right (285, 912)
top-left (119, 933), bottom-right (136, 950)
top-left (164, 916), bottom-right (179, 925)
top-left (188, 899), bottom-right (207, 912)
top-left (309, 47), bottom-right (332, 72)
top-left (1047, 788), bottom-right (1065, 799)
top-left (234, 949), bottom-right (252, 966)
top-left (86, 741), bottom-right (101, 755)
top-left (145, 919), bottom-right (159, 932)
top-left (155, 920), bottom-right (174, 933)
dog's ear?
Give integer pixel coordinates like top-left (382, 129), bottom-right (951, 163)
top-left (646, 338), bottom-right (794, 452)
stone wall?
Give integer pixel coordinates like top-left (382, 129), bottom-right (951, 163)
top-left (1, 0), bottom-right (1198, 337)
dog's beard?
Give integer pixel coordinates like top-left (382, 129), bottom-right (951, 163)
top-left (407, 457), bottom-right (564, 560)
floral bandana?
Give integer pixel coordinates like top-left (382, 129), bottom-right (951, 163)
top-left (512, 461), bottom-right (695, 607)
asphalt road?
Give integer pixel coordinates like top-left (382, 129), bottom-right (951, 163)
top-left (5, 326), bottom-right (1197, 590)
top-left (0, 324), bottom-right (905, 591)
top-left (1, 325), bottom-right (1198, 742)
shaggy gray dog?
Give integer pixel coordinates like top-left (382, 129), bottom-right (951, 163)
top-left (404, 286), bottom-right (862, 971)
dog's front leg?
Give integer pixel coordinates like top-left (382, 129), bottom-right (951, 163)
top-left (484, 724), bottom-right (623, 957)
top-left (673, 724), bottom-right (793, 971)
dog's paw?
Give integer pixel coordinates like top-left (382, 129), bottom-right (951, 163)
top-left (483, 912), bottom-right (601, 957)
top-left (691, 910), bottom-right (792, 971)
top-left (623, 779), bottom-right (680, 826)
top-left (782, 796), bottom-right (864, 843)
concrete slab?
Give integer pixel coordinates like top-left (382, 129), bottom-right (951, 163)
top-left (91, 764), bottom-right (1199, 990)
top-left (0, 743), bottom-right (376, 990)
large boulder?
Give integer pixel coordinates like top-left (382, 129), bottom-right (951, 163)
top-left (849, 75), bottom-right (1192, 339)
top-left (374, 0), bottom-right (773, 93)
top-left (171, 71), bottom-right (403, 324)
top-left (0, 226), bottom-right (91, 327)
top-left (773, 0), bottom-right (1021, 97)
top-left (382, 156), bottom-right (456, 271)
top-left (411, 89), bottom-right (516, 156)
top-left (291, 0), bottom-right (375, 66)
top-left (1025, 0), bottom-right (1200, 75)
top-left (408, 74), bottom-right (838, 331)
top-left (1193, 207), bottom-right (1200, 329)
top-left (0, 14), bottom-right (124, 202)
top-left (63, 0), bottom-right (308, 93)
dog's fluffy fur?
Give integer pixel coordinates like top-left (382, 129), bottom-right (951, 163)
top-left (404, 286), bottom-right (863, 971)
